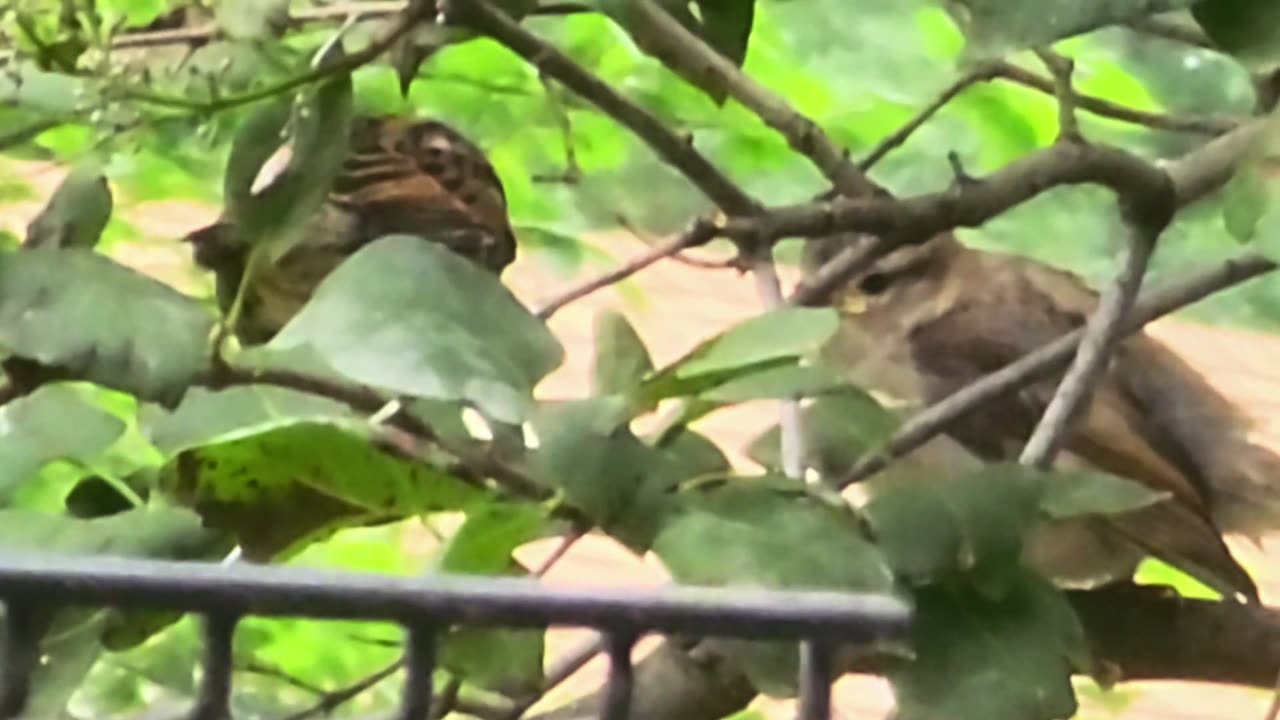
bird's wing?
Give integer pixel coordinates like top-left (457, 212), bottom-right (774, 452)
top-left (328, 116), bottom-right (517, 273)
top-left (909, 256), bottom-right (1258, 598)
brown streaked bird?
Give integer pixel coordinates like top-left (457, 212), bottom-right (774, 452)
top-left (806, 232), bottom-right (1280, 601)
top-left (185, 115), bottom-right (517, 345)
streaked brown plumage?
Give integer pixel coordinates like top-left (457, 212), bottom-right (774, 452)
top-left (185, 115), bottom-right (516, 345)
top-left (807, 233), bottom-right (1280, 600)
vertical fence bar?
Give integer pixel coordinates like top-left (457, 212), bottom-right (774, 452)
top-left (0, 602), bottom-right (49, 720)
top-left (599, 630), bottom-right (637, 720)
top-left (188, 612), bottom-right (238, 720)
top-left (796, 639), bottom-right (834, 720)
top-left (398, 625), bottom-right (437, 720)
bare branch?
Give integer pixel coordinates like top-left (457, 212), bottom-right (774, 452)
top-left (454, 0), bottom-right (758, 215)
top-left (535, 218), bottom-right (720, 320)
top-left (860, 66), bottom-right (1000, 171)
top-left (1034, 49), bottom-right (1082, 141)
top-left (841, 250), bottom-right (1276, 487)
top-left (625, 0), bottom-right (881, 199)
top-left (1019, 220), bottom-right (1165, 467)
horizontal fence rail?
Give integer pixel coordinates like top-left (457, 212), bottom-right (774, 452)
top-left (0, 552), bottom-right (911, 720)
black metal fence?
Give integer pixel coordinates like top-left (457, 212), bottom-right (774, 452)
top-left (0, 553), bottom-right (911, 720)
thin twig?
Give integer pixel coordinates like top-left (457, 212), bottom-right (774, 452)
top-left (118, 0), bottom-right (434, 113)
top-left (1019, 220), bottom-right (1164, 468)
top-left (839, 250), bottom-right (1277, 487)
top-left (860, 66), bottom-right (1000, 171)
top-left (455, 0), bottom-right (758, 215)
top-left (279, 659), bottom-right (402, 720)
top-left (626, 0), bottom-right (880, 199)
top-left (1035, 48), bottom-right (1082, 141)
top-left (535, 218), bottom-right (720, 320)
top-left (748, 253), bottom-right (807, 480)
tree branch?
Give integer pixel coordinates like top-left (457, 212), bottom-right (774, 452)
top-left (624, 0), bottom-right (881, 199)
top-left (454, 0), bottom-right (758, 216)
top-left (841, 250), bottom-right (1275, 487)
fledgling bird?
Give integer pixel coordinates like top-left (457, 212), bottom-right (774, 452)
top-left (184, 115), bottom-right (517, 345)
top-left (806, 232), bottom-right (1280, 601)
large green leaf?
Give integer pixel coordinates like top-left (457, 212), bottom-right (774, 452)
top-left (1038, 470), bottom-right (1169, 520)
top-left (0, 248), bottom-right (215, 404)
top-left (145, 384), bottom-right (357, 455)
top-left (162, 421), bottom-right (482, 559)
top-left (862, 464), bottom-right (1042, 588)
top-left (890, 571), bottom-right (1088, 720)
top-left (529, 397), bottom-right (671, 550)
top-left (0, 384), bottom-right (125, 503)
top-left (23, 162), bottom-right (113, 249)
top-left (265, 236), bottom-right (564, 424)
top-left (653, 479), bottom-right (894, 694)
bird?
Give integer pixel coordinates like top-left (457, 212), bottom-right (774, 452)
top-left (184, 115), bottom-right (517, 345)
top-left (804, 232), bottom-right (1280, 601)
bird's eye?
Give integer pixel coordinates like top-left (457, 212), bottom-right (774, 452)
top-left (858, 272), bottom-right (891, 295)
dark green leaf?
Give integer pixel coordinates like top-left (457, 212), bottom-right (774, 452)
top-left (530, 397), bottom-right (670, 550)
top-left (1039, 470), bottom-right (1169, 519)
top-left (863, 464), bottom-right (1042, 586)
top-left (163, 422), bottom-right (482, 559)
top-left (145, 385), bottom-right (357, 456)
top-left (655, 426), bottom-right (732, 480)
top-left (746, 388), bottom-right (898, 477)
top-left (890, 571), bottom-right (1087, 720)
top-left (696, 0), bottom-right (756, 68)
top-left (700, 363), bottom-right (845, 403)
top-left (591, 309), bottom-right (654, 396)
top-left (23, 162), bottom-right (113, 249)
top-left (653, 479), bottom-right (893, 693)
top-left (0, 248), bottom-right (215, 404)
top-left (1192, 0), bottom-right (1280, 67)
top-left (266, 236), bottom-right (564, 424)
top-left (0, 384), bottom-right (125, 503)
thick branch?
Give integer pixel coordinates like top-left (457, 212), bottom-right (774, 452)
top-left (454, 0), bottom-right (758, 215)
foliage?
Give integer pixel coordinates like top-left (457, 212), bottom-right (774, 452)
top-left (1, 0), bottom-right (1279, 719)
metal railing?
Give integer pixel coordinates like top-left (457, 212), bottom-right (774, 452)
top-left (0, 553), bottom-right (911, 720)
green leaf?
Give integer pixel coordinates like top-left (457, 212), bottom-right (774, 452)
top-left (0, 384), bottom-right (125, 503)
top-left (266, 236), bottom-right (564, 424)
top-left (230, 70), bottom-right (354, 264)
top-left (862, 464), bottom-right (1042, 586)
top-left (1221, 164), bottom-right (1271, 243)
top-left (23, 162), bottom-right (113, 249)
top-left (0, 248), bottom-right (215, 404)
top-left (1134, 557), bottom-right (1222, 601)
top-left (948, 1), bottom-right (1200, 55)
top-left (163, 422), bottom-right (482, 559)
top-left (1192, 0), bottom-right (1280, 67)
top-left (434, 504), bottom-right (550, 695)
top-left (890, 571), bottom-right (1086, 720)
top-left (145, 385), bottom-right (357, 456)
top-left (653, 479), bottom-right (893, 694)
top-left (216, 0), bottom-right (289, 39)
top-left (1038, 470), bottom-right (1169, 520)
top-left (436, 503), bottom-right (551, 575)
top-left (530, 397), bottom-right (670, 550)
top-left (641, 308), bottom-right (838, 403)
top-left (696, 0), bottom-right (757, 69)
top-left (591, 310), bottom-right (654, 396)
top-left (655, 426), bottom-right (732, 481)
top-left (0, 506), bottom-right (222, 717)
top-left (746, 388), bottom-right (898, 477)
top-left (700, 363), bottom-right (845, 404)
